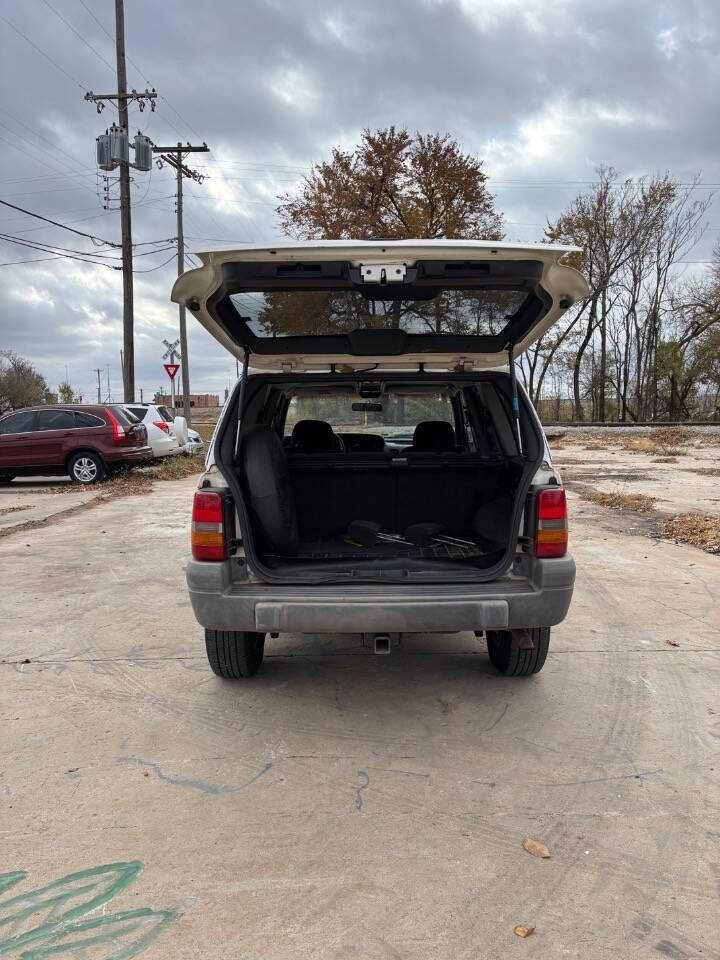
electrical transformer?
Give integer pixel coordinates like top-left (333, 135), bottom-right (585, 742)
top-left (108, 124), bottom-right (129, 166)
top-left (96, 132), bottom-right (114, 171)
top-left (133, 133), bottom-right (153, 171)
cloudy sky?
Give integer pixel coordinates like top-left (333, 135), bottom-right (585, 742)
top-left (1, 0), bottom-right (718, 402)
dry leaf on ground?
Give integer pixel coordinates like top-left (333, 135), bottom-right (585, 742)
top-left (514, 925), bottom-right (535, 938)
top-left (665, 638), bottom-right (680, 647)
top-left (522, 837), bottom-right (550, 858)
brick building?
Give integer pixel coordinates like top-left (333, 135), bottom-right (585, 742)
top-left (155, 393), bottom-right (219, 408)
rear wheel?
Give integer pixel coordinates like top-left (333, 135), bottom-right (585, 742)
top-left (0, 474), bottom-right (14, 484)
top-left (486, 627), bottom-right (550, 676)
top-left (68, 452), bottom-right (105, 485)
top-left (205, 629), bottom-right (265, 678)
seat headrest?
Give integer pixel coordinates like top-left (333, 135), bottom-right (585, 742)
top-left (291, 419), bottom-right (341, 453)
top-left (412, 420), bottom-right (456, 452)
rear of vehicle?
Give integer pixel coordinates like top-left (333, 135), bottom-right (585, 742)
top-left (125, 404), bottom-right (180, 458)
top-left (0, 403), bottom-right (151, 484)
top-left (172, 240), bottom-right (588, 678)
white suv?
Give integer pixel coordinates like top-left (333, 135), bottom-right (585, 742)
top-left (172, 239), bottom-right (589, 679)
top-left (125, 403), bottom-right (186, 458)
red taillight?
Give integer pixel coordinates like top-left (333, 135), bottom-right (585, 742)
top-left (191, 491), bottom-right (226, 561)
top-left (104, 407), bottom-right (125, 442)
top-left (535, 488), bottom-right (568, 558)
top-left (153, 420), bottom-right (169, 433)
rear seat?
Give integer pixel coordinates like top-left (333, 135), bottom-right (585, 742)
top-left (244, 422), bottom-right (516, 552)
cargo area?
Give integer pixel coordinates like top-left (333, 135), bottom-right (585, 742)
top-left (215, 372), bottom-right (546, 583)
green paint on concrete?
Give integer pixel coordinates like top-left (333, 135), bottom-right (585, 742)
top-left (0, 863), bottom-right (178, 958)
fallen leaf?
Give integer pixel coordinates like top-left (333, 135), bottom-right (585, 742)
top-left (665, 638), bottom-right (680, 647)
top-left (67, 767), bottom-right (79, 773)
top-left (523, 837), bottom-right (550, 858)
top-left (514, 925), bottom-right (535, 938)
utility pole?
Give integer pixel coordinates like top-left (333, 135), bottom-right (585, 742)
top-left (85, 3), bottom-right (156, 404)
top-left (95, 368), bottom-right (102, 404)
top-left (115, 0), bottom-right (133, 403)
top-left (153, 142), bottom-right (209, 428)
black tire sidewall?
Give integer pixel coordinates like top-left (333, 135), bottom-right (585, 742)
top-left (486, 627), bottom-right (550, 676)
top-left (205, 629), bottom-right (266, 678)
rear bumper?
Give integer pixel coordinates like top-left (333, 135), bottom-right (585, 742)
top-left (106, 445), bottom-right (153, 465)
top-left (185, 555), bottom-right (575, 634)
top-left (149, 435), bottom-right (179, 457)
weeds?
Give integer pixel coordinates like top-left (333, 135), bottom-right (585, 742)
top-left (580, 490), bottom-right (658, 512)
top-left (662, 513), bottom-right (720, 554)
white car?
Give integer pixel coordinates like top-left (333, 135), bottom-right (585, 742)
top-left (125, 403), bottom-right (186, 458)
top-left (183, 428), bottom-right (205, 456)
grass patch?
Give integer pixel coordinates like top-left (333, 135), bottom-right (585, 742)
top-left (191, 421), bottom-right (217, 443)
top-left (580, 490), bottom-right (658, 512)
top-left (662, 513), bottom-right (720, 554)
top-left (653, 456), bottom-right (678, 464)
top-left (563, 428), bottom-right (694, 457)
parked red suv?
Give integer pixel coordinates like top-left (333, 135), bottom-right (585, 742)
top-left (0, 404), bottom-right (152, 484)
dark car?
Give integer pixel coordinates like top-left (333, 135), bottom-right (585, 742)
top-left (0, 404), bottom-right (152, 485)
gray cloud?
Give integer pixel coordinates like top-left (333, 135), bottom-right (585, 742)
top-left (1, 0), bottom-right (717, 401)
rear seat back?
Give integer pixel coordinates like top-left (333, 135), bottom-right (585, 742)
top-left (286, 449), bottom-right (514, 540)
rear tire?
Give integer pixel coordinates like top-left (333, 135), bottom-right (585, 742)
top-left (205, 629), bottom-right (265, 678)
top-left (0, 474), bottom-right (14, 484)
top-left (486, 627), bottom-right (550, 676)
top-left (68, 452), bottom-right (105, 485)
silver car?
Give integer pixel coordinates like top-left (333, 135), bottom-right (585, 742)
top-left (173, 239), bottom-right (589, 679)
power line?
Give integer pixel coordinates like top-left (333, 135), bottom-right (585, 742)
top-left (0, 107), bottom-right (92, 176)
top-left (0, 12), bottom-right (87, 90)
top-left (0, 198), bottom-right (177, 248)
top-left (133, 252), bottom-right (177, 273)
top-left (1, 194), bottom-right (177, 235)
top-left (0, 171), bottom-right (97, 185)
top-left (0, 198), bottom-right (121, 245)
top-left (0, 234), bottom-right (120, 269)
top-left (41, 0), bottom-right (116, 75)
top-left (76, 0), bottom-right (152, 85)
top-left (0, 255), bottom-right (61, 267)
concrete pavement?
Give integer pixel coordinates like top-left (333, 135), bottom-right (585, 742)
top-left (1, 476), bottom-right (718, 959)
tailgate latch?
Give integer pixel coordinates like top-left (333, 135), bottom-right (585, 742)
top-left (452, 357), bottom-right (474, 372)
top-left (360, 262), bottom-right (407, 284)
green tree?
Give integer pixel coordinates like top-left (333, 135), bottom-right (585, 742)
top-left (0, 351), bottom-right (53, 414)
top-left (57, 381), bottom-right (75, 403)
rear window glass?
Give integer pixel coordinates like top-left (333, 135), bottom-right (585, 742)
top-left (284, 390), bottom-right (454, 444)
top-left (75, 412), bottom-right (105, 427)
top-left (232, 289), bottom-right (527, 339)
top-left (36, 410), bottom-right (76, 430)
top-left (108, 405), bottom-right (139, 426)
top-left (157, 406), bottom-right (174, 422)
top-left (0, 410), bottom-right (35, 434)
top-left (126, 406), bottom-right (148, 421)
